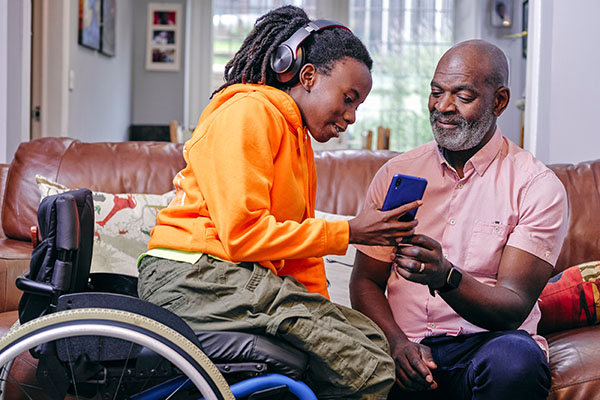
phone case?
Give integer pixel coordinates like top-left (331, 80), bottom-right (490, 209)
top-left (381, 173), bottom-right (428, 221)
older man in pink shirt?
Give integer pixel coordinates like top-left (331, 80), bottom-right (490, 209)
top-left (351, 40), bottom-right (568, 400)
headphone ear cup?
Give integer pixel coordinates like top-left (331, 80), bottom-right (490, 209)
top-left (270, 44), bottom-right (294, 75)
top-left (272, 46), bottom-right (304, 84)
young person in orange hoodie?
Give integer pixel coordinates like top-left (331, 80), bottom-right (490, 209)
top-left (138, 6), bottom-right (420, 399)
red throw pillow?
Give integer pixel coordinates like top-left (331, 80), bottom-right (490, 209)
top-left (538, 261), bottom-right (600, 334)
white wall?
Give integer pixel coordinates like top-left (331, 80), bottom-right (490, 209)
top-left (0, 0), bottom-right (7, 164)
top-left (68, 0), bottom-right (134, 142)
top-left (4, 0), bottom-right (30, 164)
top-left (131, 0), bottom-right (186, 125)
top-left (542, 0), bottom-right (600, 164)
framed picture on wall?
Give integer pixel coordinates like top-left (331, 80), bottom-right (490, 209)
top-left (100, 0), bottom-right (116, 56)
top-left (78, 0), bottom-right (101, 51)
top-left (146, 3), bottom-right (181, 71)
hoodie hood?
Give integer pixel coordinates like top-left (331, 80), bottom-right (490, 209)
top-left (198, 84), bottom-right (304, 133)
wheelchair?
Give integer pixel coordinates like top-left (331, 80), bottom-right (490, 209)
top-left (0, 189), bottom-right (317, 400)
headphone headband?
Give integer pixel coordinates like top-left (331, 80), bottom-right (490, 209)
top-left (270, 19), bottom-right (350, 84)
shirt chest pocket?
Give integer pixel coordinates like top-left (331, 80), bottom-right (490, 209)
top-left (463, 220), bottom-right (513, 277)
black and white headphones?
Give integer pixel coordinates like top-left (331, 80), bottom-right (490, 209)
top-left (270, 19), bottom-right (350, 84)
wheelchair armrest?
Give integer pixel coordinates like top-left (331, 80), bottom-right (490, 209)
top-left (16, 274), bottom-right (55, 296)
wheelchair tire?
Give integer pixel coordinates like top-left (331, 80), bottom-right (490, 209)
top-left (0, 308), bottom-right (234, 400)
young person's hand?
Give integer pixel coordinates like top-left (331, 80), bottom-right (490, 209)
top-left (348, 201), bottom-right (422, 246)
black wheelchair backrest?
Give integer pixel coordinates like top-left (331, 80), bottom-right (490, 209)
top-left (17, 188), bottom-right (95, 324)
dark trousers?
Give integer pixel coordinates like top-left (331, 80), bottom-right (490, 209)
top-left (388, 330), bottom-right (551, 400)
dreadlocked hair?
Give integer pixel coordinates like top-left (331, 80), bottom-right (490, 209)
top-left (211, 5), bottom-right (373, 98)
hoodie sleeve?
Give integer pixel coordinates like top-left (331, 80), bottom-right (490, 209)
top-left (188, 91), bottom-right (349, 263)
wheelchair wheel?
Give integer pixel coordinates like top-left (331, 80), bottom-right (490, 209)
top-left (0, 308), bottom-right (234, 400)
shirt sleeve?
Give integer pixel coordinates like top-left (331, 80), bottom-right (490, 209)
top-left (188, 94), bottom-right (349, 263)
top-left (507, 169), bottom-right (569, 266)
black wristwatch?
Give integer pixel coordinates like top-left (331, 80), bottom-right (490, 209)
top-left (429, 264), bottom-right (462, 296)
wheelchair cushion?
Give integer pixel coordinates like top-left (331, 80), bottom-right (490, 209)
top-left (195, 330), bottom-right (308, 381)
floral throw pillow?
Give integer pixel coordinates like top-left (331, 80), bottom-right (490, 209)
top-left (36, 175), bottom-right (175, 277)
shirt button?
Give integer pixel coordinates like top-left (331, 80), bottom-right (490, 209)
top-left (544, 251), bottom-right (551, 259)
top-left (444, 254), bottom-right (448, 259)
top-left (428, 323), bottom-right (436, 329)
top-left (457, 183), bottom-right (463, 189)
top-left (449, 219), bottom-right (456, 225)
top-left (494, 226), bottom-right (500, 232)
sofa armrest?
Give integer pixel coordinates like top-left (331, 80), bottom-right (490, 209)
top-left (0, 237), bottom-right (32, 313)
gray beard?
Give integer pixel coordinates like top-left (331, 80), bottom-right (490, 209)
top-left (430, 108), bottom-right (495, 151)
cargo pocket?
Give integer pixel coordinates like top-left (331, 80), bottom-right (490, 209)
top-left (268, 301), bottom-right (380, 393)
top-left (154, 293), bottom-right (186, 314)
top-left (265, 303), bottom-right (313, 336)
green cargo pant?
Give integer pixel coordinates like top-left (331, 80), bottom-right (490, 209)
top-left (138, 254), bottom-right (395, 399)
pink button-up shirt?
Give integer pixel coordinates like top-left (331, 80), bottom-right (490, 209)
top-left (355, 129), bottom-right (568, 355)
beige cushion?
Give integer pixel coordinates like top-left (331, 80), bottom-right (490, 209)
top-left (36, 175), bottom-right (175, 277)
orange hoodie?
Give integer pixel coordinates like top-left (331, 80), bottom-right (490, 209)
top-left (148, 84), bottom-right (349, 296)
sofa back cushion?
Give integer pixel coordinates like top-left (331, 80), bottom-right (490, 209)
top-left (2, 138), bottom-right (185, 241)
top-left (4, 137), bottom-right (600, 279)
top-left (548, 161), bottom-right (600, 275)
top-left (314, 149), bottom-right (398, 216)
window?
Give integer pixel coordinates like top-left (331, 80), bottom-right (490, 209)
top-left (348, 0), bottom-right (454, 151)
top-left (212, 0), bottom-right (316, 92)
top-left (211, 0), bottom-right (454, 152)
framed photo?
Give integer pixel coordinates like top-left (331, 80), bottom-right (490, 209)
top-left (146, 3), bottom-right (181, 71)
top-left (100, 0), bottom-right (116, 56)
top-left (78, 0), bottom-right (101, 51)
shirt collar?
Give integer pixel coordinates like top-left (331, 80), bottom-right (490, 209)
top-left (436, 127), bottom-right (503, 177)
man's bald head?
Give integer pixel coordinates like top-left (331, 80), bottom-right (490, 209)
top-left (439, 40), bottom-right (509, 89)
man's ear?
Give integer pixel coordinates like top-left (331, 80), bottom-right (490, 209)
top-left (298, 63), bottom-right (316, 92)
top-left (493, 86), bottom-right (510, 117)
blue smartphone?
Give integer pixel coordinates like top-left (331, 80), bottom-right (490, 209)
top-left (381, 173), bottom-right (428, 221)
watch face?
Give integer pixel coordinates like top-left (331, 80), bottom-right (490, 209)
top-left (447, 267), bottom-right (462, 288)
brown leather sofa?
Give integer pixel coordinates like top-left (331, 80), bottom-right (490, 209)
top-left (0, 137), bottom-right (598, 399)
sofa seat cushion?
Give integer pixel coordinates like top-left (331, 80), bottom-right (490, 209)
top-left (546, 325), bottom-right (600, 400)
